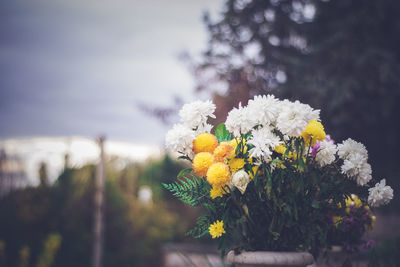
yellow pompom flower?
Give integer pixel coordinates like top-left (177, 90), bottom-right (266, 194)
top-left (302, 120), bottom-right (326, 146)
top-left (207, 162), bottom-right (231, 187)
top-left (193, 133), bottom-right (219, 154)
top-left (229, 158), bottom-right (245, 173)
top-left (192, 152), bottom-right (214, 177)
top-left (209, 220), bottom-right (226, 238)
top-left (213, 142), bottom-right (234, 162)
top-left (345, 194), bottom-right (362, 213)
top-left (210, 186), bottom-right (227, 199)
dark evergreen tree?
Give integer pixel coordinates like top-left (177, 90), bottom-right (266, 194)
top-left (192, 0), bottom-right (400, 207)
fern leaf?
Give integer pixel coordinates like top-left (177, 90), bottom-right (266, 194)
top-left (186, 215), bottom-right (211, 238)
top-left (162, 176), bottom-right (211, 206)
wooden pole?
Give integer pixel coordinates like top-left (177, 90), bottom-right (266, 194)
top-left (93, 136), bottom-right (105, 267)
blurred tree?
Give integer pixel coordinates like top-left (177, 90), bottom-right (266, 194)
top-left (38, 162), bottom-right (49, 187)
top-left (139, 155), bottom-right (185, 200)
top-left (0, 157), bottom-right (202, 267)
top-left (186, 0), bottom-right (400, 208)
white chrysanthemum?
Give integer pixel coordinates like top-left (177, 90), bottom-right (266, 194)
top-left (225, 104), bottom-right (254, 137)
top-left (247, 95), bottom-right (281, 126)
top-left (179, 100), bottom-right (216, 129)
top-left (341, 153), bottom-right (366, 177)
top-left (165, 124), bottom-right (196, 158)
top-left (337, 138), bottom-right (368, 160)
top-left (276, 100), bottom-right (320, 137)
top-left (247, 127), bottom-right (281, 161)
top-left (195, 123), bottom-right (213, 135)
top-left (315, 140), bottom-right (337, 167)
top-left (231, 170), bottom-right (251, 194)
top-left (341, 154), bottom-right (372, 186)
top-left (368, 179), bottom-right (394, 207)
top-left (357, 162), bottom-right (372, 186)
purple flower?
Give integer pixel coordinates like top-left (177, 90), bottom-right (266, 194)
top-left (325, 135), bottom-right (334, 144)
top-left (311, 142), bottom-right (321, 157)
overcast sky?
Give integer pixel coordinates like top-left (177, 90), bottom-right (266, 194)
top-left (0, 0), bottom-right (222, 145)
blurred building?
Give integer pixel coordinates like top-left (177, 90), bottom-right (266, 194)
top-left (0, 149), bottom-right (27, 196)
top-left (0, 137), bottom-right (163, 186)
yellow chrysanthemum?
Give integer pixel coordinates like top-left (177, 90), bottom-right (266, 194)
top-left (210, 186), bottom-right (227, 199)
top-left (274, 144), bottom-right (287, 154)
top-left (192, 152), bottom-right (214, 177)
top-left (274, 144), bottom-right (297, 160)
top-left (207, 162), bottom-right (231, 187)
top-left (229, 138), bottom-right (247, 156)
top-left (248, 165), bottom-right (259, 179)
top-left (229, 158), bottom-right (245, 173)
top-left (332, 216), bottom-right (342, 228)
top-left (193, 133), bottom-right (219, 154)
top-left (345, 194), bottom-right (362, 213)
top-left (213, 142), bottom-right (234, 162)
top-left (302, 120), bottom-right (326, 146)
top-left (209, 220), bottom-right (226, 238)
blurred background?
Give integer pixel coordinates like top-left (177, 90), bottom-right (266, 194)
top-left (1, 0), bottom-right (399, 266)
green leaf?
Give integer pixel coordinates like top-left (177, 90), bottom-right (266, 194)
top-left (215, 123), bottom-right (231, 143)
top-left (162, 176), bottom-right (211, 206)
top-left (266, 173), bottom-right (272, 200)
top-left (177, 168), bottom-right (193, 178)
top-left (186, 215), bottom-right (211, 238)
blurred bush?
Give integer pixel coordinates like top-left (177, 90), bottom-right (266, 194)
top-left (0, 155), bottom-right (201, 267)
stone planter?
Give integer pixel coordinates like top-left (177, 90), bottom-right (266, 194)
top-left (226, 251), bottom-right (315, 267)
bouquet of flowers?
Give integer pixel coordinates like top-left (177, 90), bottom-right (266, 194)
top-left (163, 95), bottom-right (394, 256)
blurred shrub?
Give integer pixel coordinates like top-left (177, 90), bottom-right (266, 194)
top-left (18, 246), bottom-right (30, 267)
top-left (0, 155), bottom-right (201, 267)
top-left (36, 234), bottom-right (61, 267)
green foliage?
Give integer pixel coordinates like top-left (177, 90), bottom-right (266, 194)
top-left (177, 168), bottom-right (193, 179)
top-left (165, 133), bottom-right (372, 258)
top-left (140, 155), bottom-right (185, 200)
top-left (215, 124), bottom-right (231, 143)
top-left (186, 215), bottom-right (211, 239)
top-left (0, 157), bottom-right (199, 267)
top-left (36, 234), bottom-right (61, 267)
top-left (162, 176), bottom-right (211, 206)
